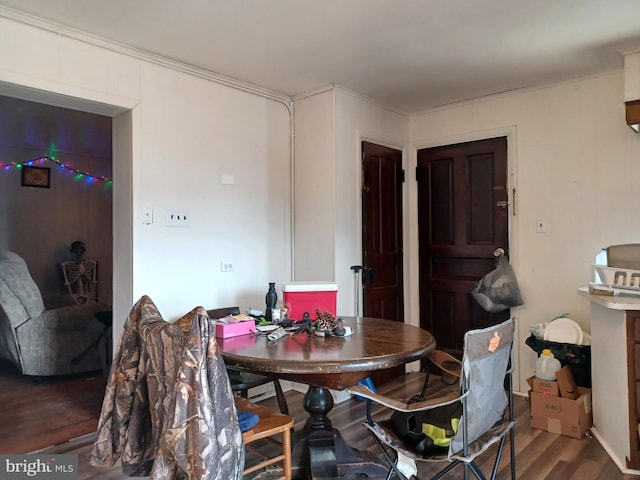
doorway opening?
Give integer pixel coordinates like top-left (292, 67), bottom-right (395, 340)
top-left (0, 80), bottom-right (134, 449)
top-left (0, 94), bottom-right (114, 304)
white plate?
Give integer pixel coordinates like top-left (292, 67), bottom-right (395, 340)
top-left (543, 318), bottom-right (584, 345)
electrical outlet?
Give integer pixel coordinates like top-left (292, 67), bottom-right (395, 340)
top-left (166, 208), bottom-right (191, 227)
top-left (220, 261), bottom-right (234, 272)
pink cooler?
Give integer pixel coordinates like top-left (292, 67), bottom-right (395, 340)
top-left (282, 282), bottom-right (337, 320)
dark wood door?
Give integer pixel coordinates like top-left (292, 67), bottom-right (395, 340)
top-left (361, 141), bottom-right (404, 385)
top-left (417, 137), bottom-right (510, 354)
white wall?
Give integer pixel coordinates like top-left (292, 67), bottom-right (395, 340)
top-left (131, 62), bottom-right (292, 320)
top-left (0, 14), bottom-right (292, 340)
top-left (292, 89), bottom-right (335, 281)
top-left (410, 70), bottom-right (640, 392)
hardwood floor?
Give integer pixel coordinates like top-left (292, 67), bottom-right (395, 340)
top-left (0, 360), bottom-right (105, 454)
top-left (1, 365), bottom-right (635, 479)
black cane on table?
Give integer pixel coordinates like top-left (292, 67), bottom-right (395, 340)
top-left (350, 265), bottom-right (363, 319)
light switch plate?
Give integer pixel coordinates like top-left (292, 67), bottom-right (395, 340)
top-left (143, 207), bottom-right (153, 225)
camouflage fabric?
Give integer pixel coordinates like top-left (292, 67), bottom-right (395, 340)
top-left (91, 295), bottom-right (244, 479)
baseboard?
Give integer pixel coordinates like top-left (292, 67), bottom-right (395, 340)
top-left (590, 427), bottom-right (640, 476)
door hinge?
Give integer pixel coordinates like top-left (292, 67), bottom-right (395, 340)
top-left (415, 166), bottom-right (420, 182)
top-left (401, 169), bottom-right (405, 183)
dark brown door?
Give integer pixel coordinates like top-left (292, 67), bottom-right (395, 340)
top-left (361, 141), bottom-right (404, 385)
top-left (417, 137), bottom-right (510, 355)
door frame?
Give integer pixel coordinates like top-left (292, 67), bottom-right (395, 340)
top-left (409, 125), bottom-right (520, 389)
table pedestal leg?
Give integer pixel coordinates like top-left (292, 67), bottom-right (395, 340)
top-left (302, 384), bottom-right (334, 432)
top-left (291, 386), bottom-right (388, 480)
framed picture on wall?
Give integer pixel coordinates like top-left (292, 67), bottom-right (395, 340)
top-left (21, 166), bottom-right (50, 188)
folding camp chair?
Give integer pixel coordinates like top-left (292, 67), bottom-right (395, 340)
top-left (348, 318), bottom-right (516, 480)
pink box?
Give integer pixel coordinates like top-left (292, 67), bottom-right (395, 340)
top-left (215, 319), bottom-right (256, 338)
top-left (282, 282), bottom-right (337, 320)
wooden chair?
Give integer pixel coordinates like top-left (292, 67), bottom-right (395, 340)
top-left (235, 395), bottom-right (294, 480)
top-left (207, 306), bottom-right (289, 415)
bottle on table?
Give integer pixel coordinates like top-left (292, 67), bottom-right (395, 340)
top-left (265, 282), bottom-right (277, 322)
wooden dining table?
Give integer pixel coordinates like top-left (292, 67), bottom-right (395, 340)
top-left (218, 316), bottom-right (436, 480)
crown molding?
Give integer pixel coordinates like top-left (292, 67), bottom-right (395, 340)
top-left (0, 5), bottom-right (292, 106)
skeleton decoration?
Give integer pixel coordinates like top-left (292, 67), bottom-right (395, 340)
top-left (60, 240), bottom-right (98, 304)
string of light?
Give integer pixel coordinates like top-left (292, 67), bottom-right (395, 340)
top-left (0, 155), bottom-right (113, 185)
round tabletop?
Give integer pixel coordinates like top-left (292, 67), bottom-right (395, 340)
top-left (218, 316), bottom-right (435, 390)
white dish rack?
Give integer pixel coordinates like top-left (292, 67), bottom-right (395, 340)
top-left (592, 264), bottom-right (640, 291)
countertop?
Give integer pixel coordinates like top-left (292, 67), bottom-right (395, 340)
top-left (578, 286), bottom-right (640, 310)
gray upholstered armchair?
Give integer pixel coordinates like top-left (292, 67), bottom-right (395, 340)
top-left (0, 250), bottom-right (109, 376)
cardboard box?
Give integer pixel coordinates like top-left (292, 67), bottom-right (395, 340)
top-left (528, 380), bottom-right (593, 439)
top-left (530, 376), bottom-right (560, 397)
top-left (282, 282), bottom-right (337, 320)
top-left (215, 319), bottom-right (256, 338)
top-left (556, 365), bottom-right (578, 400)
top-left (527, 366), bottom-right (577, 399)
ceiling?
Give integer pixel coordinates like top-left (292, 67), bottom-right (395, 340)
top-left (2, 0), bottom-right (640, 113)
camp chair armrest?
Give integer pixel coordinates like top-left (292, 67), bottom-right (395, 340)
top-left (429, 350), bottom-right (462, 378)
top-left (347, 384), bottom-right (467, 412)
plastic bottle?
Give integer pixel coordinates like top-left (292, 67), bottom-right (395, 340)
top-left (535, 349), bottom-right (562, 381)
top-left (594, 247), bottom-right (607, 283)
top-left (265, 282), bottom-right (277, 322)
